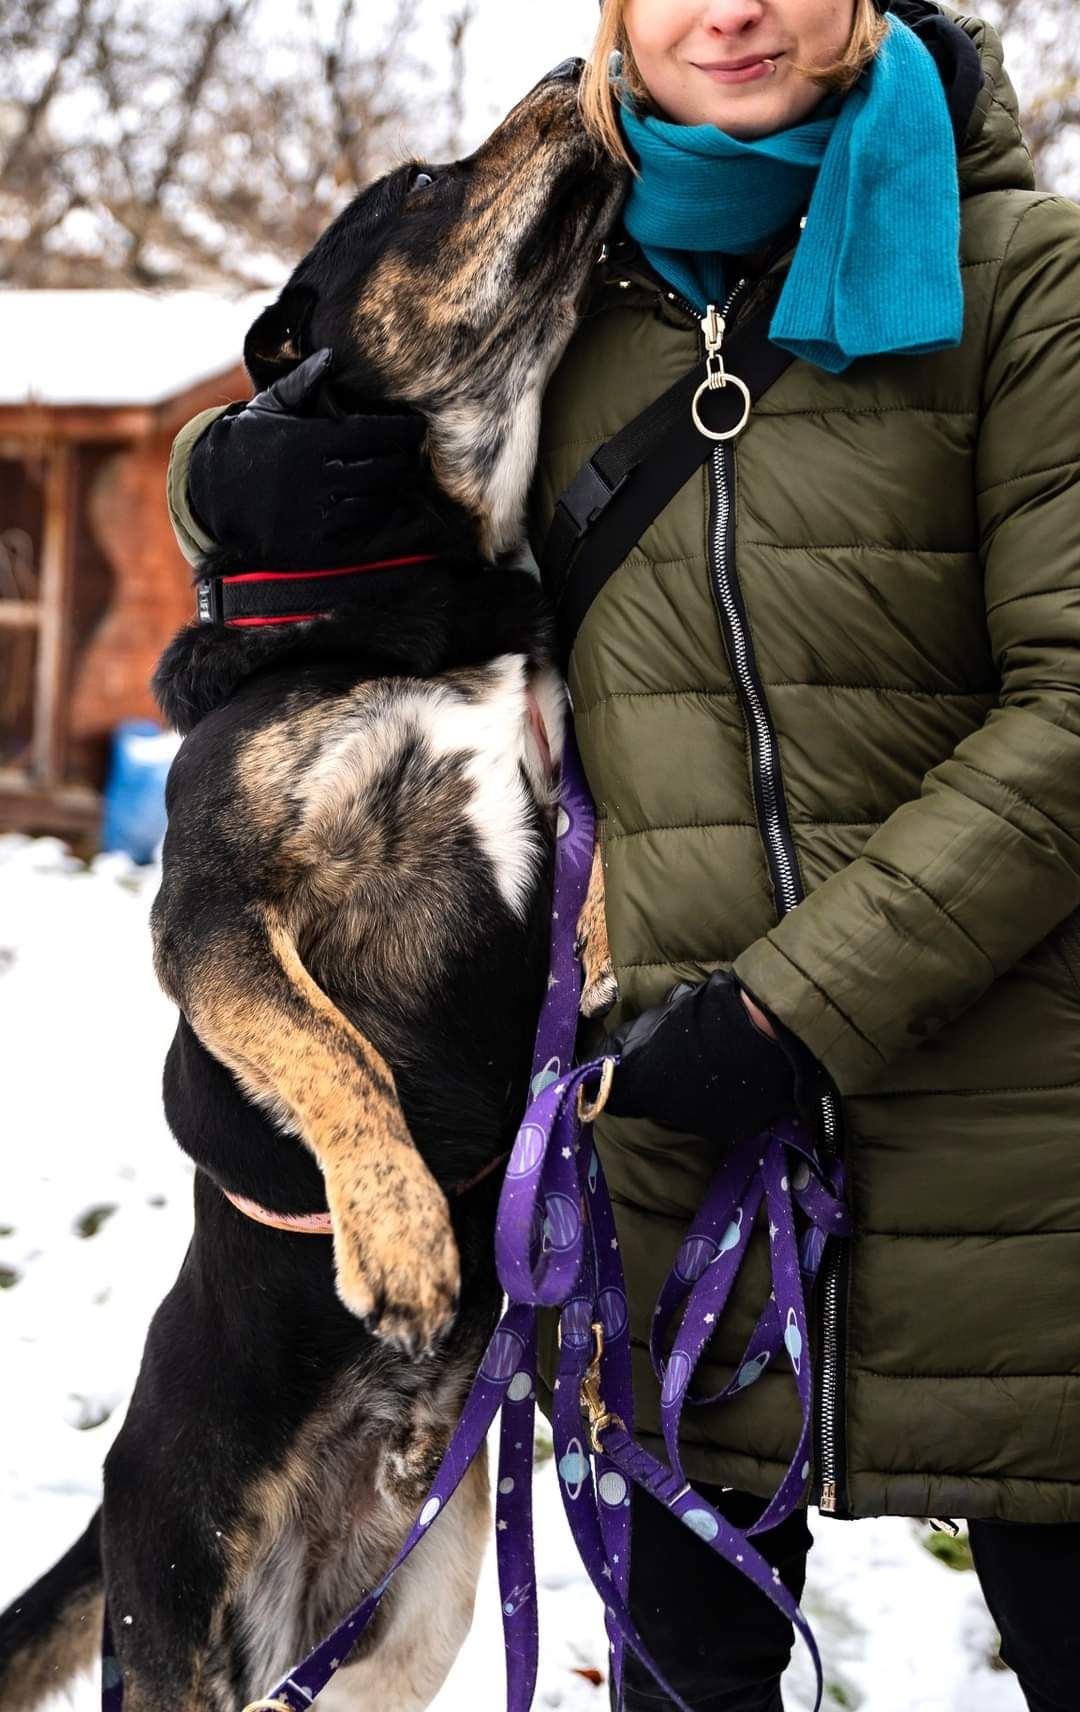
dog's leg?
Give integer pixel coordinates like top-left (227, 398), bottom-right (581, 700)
top-left (156, 908), bottom-right (458, 1353)
top-left (0, 1513), bottom-right (103, 1712)
top-left (317, 1453), bottom-right (490, 1712)
top-left (576, 835), bottom-right (618, 1020)
top-left (100, 1412), bottom-right (265, 1712)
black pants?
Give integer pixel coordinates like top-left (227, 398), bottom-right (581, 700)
top-left (616, 1485), bottom-right (1080, 1712)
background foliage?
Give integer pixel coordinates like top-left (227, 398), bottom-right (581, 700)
top-left (0, 0), bottom-right (1075, 289)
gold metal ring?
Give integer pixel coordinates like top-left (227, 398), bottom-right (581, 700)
top-left (691, 373), bottom-right (752, 442)
top-left (577, 1056), bottom-right (616, 1125)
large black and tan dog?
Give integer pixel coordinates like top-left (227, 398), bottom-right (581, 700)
top-left (0, 70), bottom-right (622, 1712)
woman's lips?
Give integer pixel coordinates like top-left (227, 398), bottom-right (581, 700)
top-left (697, 54), bottom-right (782, 84)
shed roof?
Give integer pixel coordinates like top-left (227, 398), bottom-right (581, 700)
top-left (0, 290), bottom-right (269, 407)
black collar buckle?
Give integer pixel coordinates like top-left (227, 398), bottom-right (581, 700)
top-left (196, 579), bottom-right (223, 625)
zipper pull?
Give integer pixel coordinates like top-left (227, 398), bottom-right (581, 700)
top-left (691, 302), bottom-right (752, 444)
top-left (701, 305), bottom-right (729, 390)
top-left (819, 1479), bottom-right (837, 1514)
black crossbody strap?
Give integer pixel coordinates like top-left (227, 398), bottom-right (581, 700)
top-left (541, 308), bottom-right (796, 664)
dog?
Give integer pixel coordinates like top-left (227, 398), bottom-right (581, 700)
top-left (0, 67), bottom-right (622, 1712)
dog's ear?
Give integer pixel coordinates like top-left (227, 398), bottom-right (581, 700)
top-left (244, 285), bottom-right (318, 392)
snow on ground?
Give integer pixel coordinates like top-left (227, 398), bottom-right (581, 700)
top-left (0, 836), bottom-right (1024, 1712)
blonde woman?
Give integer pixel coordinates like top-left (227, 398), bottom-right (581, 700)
top-left (167, 2), bottom-right (1080, 1707)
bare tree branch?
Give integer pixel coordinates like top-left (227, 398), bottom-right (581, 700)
top-left (445, 6), bottom-right (476, 159)
top-left (1, 0), bottom-right (95, 185)
top-left (980, 0), bottom-right (1080, 191)
top-left (0, 0), bottom-right (471, 289)
top-left (124, 0), bottom-right (259, 280)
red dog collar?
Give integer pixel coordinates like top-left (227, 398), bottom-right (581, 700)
top-left (196, 554), bottom-right (440, 627)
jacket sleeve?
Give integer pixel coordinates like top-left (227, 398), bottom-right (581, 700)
top-left (166, 404), bottom-right (231, 566)
top-left (734, 194), bottom-right (1080, 1094)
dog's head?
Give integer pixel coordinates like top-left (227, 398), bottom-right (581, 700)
top-left (244, 67), bottom-right (625, 558)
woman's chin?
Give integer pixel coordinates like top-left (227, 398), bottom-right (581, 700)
top-left (682, 70), bottom-right (834, 139)
top-left (698, 92), bottom-right (796, 140)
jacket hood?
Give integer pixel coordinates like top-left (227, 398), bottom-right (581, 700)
top-left (942, 5), bottom-right (1036, 195)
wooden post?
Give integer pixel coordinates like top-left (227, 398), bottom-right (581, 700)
top-left (31, 442), bottom-right (76, 784)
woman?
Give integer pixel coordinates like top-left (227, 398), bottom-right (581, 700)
top-left (166, 2), bottom-right (1080, 1707)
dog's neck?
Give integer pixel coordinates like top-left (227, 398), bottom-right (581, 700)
top-left (312, 363), bottom-right (552, 562)
top-left (154, 558), bottom-right (554, 736)
top-left (419, 314), bottom-right (576, 560)
top-left (428, 400), bottom-right (543, 561)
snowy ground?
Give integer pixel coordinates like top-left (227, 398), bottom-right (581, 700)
top-left (0, 835), bottom-right (1024, 1711)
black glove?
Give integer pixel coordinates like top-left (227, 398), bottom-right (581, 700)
top-left (602, 970), bottom-right (820, 1144)
top-left (188, 348), bottom-right (431, 567)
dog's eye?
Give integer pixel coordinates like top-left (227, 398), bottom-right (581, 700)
top-left (409, 170), bottom-right (435, 193)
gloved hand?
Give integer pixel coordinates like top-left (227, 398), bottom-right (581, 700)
top-left (187, 348), bottom-right (431, 567)
top-left (601, 970), bottom-right (819, 1144)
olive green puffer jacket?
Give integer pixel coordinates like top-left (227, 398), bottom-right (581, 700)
top-left (528, 10), bottom-right (1080, 1523)
top-left (167, 8), bottom-right (1080, 1525)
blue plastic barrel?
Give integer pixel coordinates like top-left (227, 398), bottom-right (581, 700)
top-left (100, 719), bottom-right (182, 864)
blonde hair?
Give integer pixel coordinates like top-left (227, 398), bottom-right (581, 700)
top-left (580, 0), bottom-right (889, 170)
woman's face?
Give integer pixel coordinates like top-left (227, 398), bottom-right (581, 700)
top-left (622, 0), bottom-right (856, 138)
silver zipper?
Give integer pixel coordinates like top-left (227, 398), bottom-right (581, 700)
top-left (708, 438), bottom-right (801, 913)
top-left (705, 286), bottom-right (800, 916)
top-left (816, 1088), bottom-right (842, 1513)
top-left (702, 289), bottom-right (846, 1516)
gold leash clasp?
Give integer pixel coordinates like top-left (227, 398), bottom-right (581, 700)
top-left (576, 1056), bottom-right (615, 1125)
top-left (580, 1321), bottom-right (626, 1453)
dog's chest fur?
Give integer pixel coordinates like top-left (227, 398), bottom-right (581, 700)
top-left (219, 1350), bottom-right (488, 1700)
top-left (251, 651), bottom-right (564, 952)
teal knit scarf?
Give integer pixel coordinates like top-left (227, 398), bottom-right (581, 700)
top-left (619, 14), bottom-right (963, 373)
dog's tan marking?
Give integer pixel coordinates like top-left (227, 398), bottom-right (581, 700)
top-left (238, 699), bottom-right (374, 845)
top-left (178, 912), bottom-right (458, 1353)
top-left (577, 836), bottom-right (618, 1019)
top-left (239, 718), bottom-right (304, 838)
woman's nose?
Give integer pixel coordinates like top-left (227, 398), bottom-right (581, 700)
top-left (697, 0), bottom-right (768, 35)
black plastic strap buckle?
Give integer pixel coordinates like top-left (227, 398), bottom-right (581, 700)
top-left (554, 459), bottom-right (628, 541)
top-left (196, 578), bottom-right (223, 625)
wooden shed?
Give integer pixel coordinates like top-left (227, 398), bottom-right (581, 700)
top-left (0, 291), bottom-right (261, 839)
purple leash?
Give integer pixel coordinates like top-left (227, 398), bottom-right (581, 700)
top-left (102, 734), bottom-right (849, 1712)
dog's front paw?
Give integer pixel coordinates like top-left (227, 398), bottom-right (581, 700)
top-left (327, 1150), bottom-right (460, 1356)
top-left (576, 838), bottom-right (619, 1020)
top-left (581, 962), bottom-right (619, 1020)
